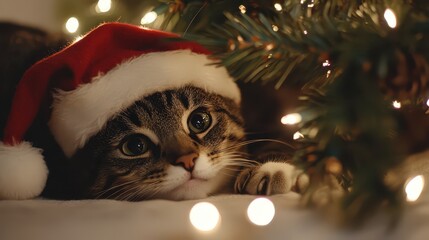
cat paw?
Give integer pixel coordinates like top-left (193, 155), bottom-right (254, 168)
top-left (234, 162), bottom-right (309, 195)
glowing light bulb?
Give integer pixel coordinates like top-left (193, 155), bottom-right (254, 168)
top-left (322, 60), bottom-right (331, 67)
top-left (303, 30), bottom-right (308, 35)
top-left (65, 17), bottom-right (79, 33)
top-left (384, 9), bottom-right (397, 28)
top-left (141, 11), bottom-right (158, 25)
top-left (426, 99), bottom-right (429, 107)
top-left (281, 113), bottom-right (302, 125)
top-left (239, 5), bottom-right (246, 14)
top-left (293, 131), bottom-right (304, 140)
top-left (272, 25), bottom-right (279, 32)
top-left (189, 202), bottom-right (220, 231)
top-left (392, 100), bottom-right (401, 109)
top-left (405, 175), bottom-right (425, 202)
top-left (247, 198), bottom-right (275, 226)
top-left (274, 3), bottom-right (282, 11)
top-left (96, 0), bottom-right (111, 13)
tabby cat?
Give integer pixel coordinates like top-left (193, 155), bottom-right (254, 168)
top-left (0, 22), bottom-right (308, 201)
top-left (59, 85), bottom-right (308, 200)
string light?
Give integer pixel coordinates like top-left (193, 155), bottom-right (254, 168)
top-left (65, 17), bottom-right (79, 33)
top-left (274, 3), bottom-right (283, 11)
top-left (272, 25), bottom-right (279, 32)
top-left (141, 11), bottom-right (158, 25)
top-left (247, 198), bottom-right (275, 226)
top-left (426, 98), bottom-right (429, 107)
top-left (189, 202), bottom-right (220, 231)
top-left (293, 131), bottom-right (304, 140)
top-left (384, 8), bottom-right (397, 28)
top-left (392, 100), bottom-right (401, 109)
top-left (405, 175), bottom-right (425, 202)
top-left (281, 113), bottom-right (302, 125)
top-left (239, 5), bottom-right (246, 14)
top-left (95, 0), bottom-right (111, 13)
top-left (303, 30), bottom-right (308, 35)
top-left (326, 69), bottom-right (332, 78)
top-left (322, 60), bottom-right (330, 67)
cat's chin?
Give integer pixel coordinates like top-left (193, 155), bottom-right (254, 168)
top-left (165, 178), bottom-right (211, 200)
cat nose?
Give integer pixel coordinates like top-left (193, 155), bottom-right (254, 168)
top-left (175, 153), bottom-right (198, 171)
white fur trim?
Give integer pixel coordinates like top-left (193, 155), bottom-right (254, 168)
top-left (49, 50), bottom-right (240, 157)
top-left (0, 141), bottom-right (48, 200)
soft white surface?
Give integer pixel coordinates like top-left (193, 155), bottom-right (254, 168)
top-left (1, 191), bottom-right (429, 240)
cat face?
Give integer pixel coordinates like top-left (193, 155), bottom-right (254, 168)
top-left (69, 86), bottom-right (245, 200)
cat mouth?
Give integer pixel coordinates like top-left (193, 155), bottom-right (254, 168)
top-left (179, 175), bottom-right (208, 188)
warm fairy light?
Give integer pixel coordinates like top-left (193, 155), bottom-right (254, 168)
top-left (96, 0), bottom-right (111, 13)
top-left (265, 43), bottom-right (275, 51)
top-left (384, 8), bottom-right (397, 28)
top-left (281, 113), bottom-right (302, 125)
top-left (239, 5), bottom-right (247, 14)
top-left (65, 17), bottom-right (79, 33)
top-left (303, 30), bottom-right (308, 35)
top-left (272, 25), bottom-right (279, 32)
top-left (274, 3), bottom-right (283, 11)
top-left (322, 60), bottom-right (331, 67)
top-left (392, 100), bottom-right (401, 109)
top-left (141, 11), bottom-right (158, 25)
top-left (293, 131), bottom-right (304, 140)
top-left (189, 202), bottom-right (220, 231)
top-left (326, 70), bottom-right (332, 78)
top-left (300, 0), bottom-right (305, 4)
top-left (247, 198), bottom-right (275, 226)
top-left (426, 99), bottom-right (429, 107)
top-left (405, 175), bottom-right (425, 202)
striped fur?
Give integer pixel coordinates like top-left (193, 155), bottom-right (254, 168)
top-left (67, 86), bottom-right (246, 200)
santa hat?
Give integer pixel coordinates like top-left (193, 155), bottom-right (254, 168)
top-left (0, 22), bottom-right (240, 200)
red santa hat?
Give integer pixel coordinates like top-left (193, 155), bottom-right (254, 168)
top-left (0, 22), bottom-right (240, 200)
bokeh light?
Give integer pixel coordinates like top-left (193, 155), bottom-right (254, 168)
top-left (96, 0), bottom-right (112, 13)
top-left (392, 100), bottom-right (401, 109)
top-left (247, 198), bottom-right (275, 226)
top-left (384, 8), bottom-right (397, 28)
top-left (189, 202), bottom-right (220, 231)
top-left (274, 3), bottom-right (283, 11)
top-left (281, 113), bottom-right (302, 125)
top-left (405, 175), bottom-right (425, 202)
top-left (65, 17), bottom-right (79, 33)
top-left (141, 11), bottom-right (158, 25)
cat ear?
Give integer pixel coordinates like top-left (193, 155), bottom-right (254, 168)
top-left (0, 141), bottom-right (48, 200)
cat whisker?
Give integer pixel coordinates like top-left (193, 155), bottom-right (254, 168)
top-left (94, 179), bottom-right (142, 199)
top-left (221, 138), bottom-right (296, 152)
top-left (118, 181), bottom-right (162, 201)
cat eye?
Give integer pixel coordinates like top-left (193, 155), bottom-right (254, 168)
top-left (187, 109), bottom-right (212, 134)
top-left (120, 134), bottom-right (149, 156)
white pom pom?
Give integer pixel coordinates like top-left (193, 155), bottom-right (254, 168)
top-left (0, 141), bottom-right (48, 199)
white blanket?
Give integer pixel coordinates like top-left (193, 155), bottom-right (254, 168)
top-left (1, 191), bottom-right (429, 240)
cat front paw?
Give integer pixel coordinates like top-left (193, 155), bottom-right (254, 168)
top-left (234, 162), bottom-right (309, 195)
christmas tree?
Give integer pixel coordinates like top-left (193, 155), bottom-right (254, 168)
top-left (59, 0), bottom-right (429, 225)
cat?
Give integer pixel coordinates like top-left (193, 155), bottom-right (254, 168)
top-left (0, 22), bottom-right (308, 201)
